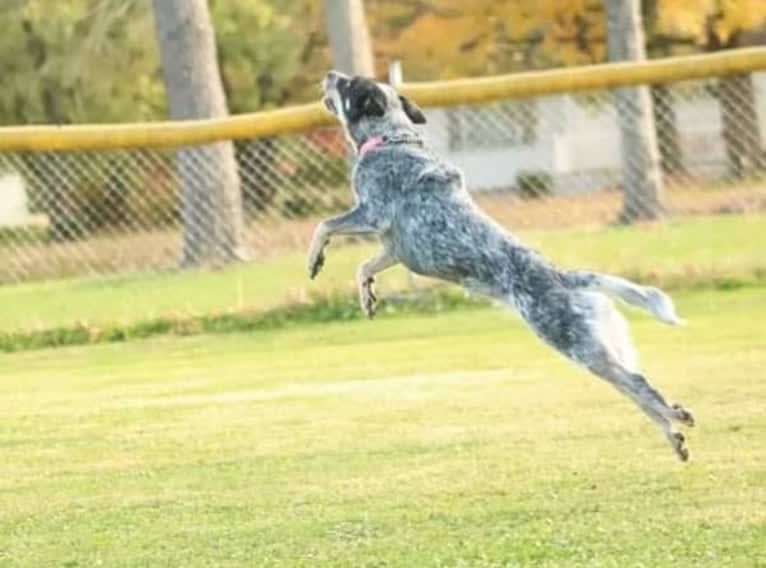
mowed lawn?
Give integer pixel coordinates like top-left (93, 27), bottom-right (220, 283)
top-left (2, 213), bottom-right (765, 332)
top-left (1, 285), bottom-right (765, 566)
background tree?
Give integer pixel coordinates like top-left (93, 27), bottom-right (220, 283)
top-left (2, 0), bottom-right (763, 236)
top-left (2, 0), bottom-right (762, 126)
top-left (656, 0), bottom-right (766, 178)
top-left (369, 0), bottom-right (763, 188)
top-left (368, 0), bottom-right (607, 79)
top-left (0, 0), bottom-right (163, 126)
top-left (324, 0), bottom-right (375, 76)
top-left (0, 0), bottom-right (327, 127)
top-left (152, 0), bottom-right (248, 266)
top-left (604, 0), bottom-right (664, 222)
top-left (0, 0), bottom-right (164, 240)
top-left (210, 0), bottom-right (326, 215)
top-left (368, 0), bottom-right (763, 80)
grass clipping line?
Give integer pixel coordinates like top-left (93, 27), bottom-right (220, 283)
top-left (0, 289), bottom-right (487, 354)
top-left (1, 274), bottom-right (763, 354)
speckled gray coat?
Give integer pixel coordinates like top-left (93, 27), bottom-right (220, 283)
top-left (308, 72), bottom-right (696, 461)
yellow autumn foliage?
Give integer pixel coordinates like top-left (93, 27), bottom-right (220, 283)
top-left (657, 0), bottom-right (765, 44)
top-left (368, 0), bottom-right (764, 80)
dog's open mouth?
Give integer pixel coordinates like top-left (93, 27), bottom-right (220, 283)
top-left (323, 97), bottom-right (337, 115)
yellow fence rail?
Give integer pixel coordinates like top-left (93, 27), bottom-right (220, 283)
top-left (0, 47), bottom-right (765, 152)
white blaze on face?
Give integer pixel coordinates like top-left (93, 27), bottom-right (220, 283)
top-left (325, 85), bottom-right (356, 151)
top-left (328, 88), bottom-right (348, 129)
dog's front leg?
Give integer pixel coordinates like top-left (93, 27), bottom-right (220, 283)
top-left (356, 247), bottom-right (399, 318)
top-left (307, 205), bottom-right (378, 279)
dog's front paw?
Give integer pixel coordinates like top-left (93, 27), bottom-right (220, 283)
top-left (307, 247), bottom-right (326, 280)
top-left (307, 224), bottom-right (328, 279)
top-left (359, 277), bottom-right (377, 318)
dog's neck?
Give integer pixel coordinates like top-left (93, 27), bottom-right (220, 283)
top-left (357, 132), bottom-right (424, 157)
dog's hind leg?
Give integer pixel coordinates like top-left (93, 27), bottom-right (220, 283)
top-left (585, 354), bottom-right (694, 461)
top-left (545, 293), bottom-right (695, 460)
top-left (595, 301), bottom-right (695, 429)
top-left (570, 301), bottom-right (695, 460)
top-left (356, 246), bottom-right (399, 318)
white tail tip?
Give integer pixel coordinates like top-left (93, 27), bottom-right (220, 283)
top-left (646, 287), bottom-right (684, 326)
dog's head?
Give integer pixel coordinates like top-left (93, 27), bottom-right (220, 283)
top-left (322, 71), bottom-right (426, 152)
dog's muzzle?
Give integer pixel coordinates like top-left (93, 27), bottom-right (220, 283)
top-left (324, 70), bottom-right (341, 89)
top-left (323, 96), bottom-right (337, 114)
top-left (322, 71), bottom-right (347, 115)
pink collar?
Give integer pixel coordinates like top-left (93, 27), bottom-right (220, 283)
top-left (358, 136), bottom-right (385, 157)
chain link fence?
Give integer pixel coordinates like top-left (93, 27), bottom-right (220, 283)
top-left (0, 72), bottom-right (764, 286)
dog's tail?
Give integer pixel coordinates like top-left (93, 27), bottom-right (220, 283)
top-left (565, 270), bottom-right (684, 326)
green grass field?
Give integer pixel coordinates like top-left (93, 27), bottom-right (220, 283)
top-left (2, 213), bottom-right (765, 565)
top-left (2, 214), bottom-right (765, 333)
top-left (2, 283), bottom-right (765, 566)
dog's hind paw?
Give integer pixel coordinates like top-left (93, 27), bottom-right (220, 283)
top-left (672, 403), bottom-right (696, 427)
top-left (668, 431), bottom-right (690, 462)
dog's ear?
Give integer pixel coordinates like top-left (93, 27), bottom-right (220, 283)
top-left (399, 95), bottom-right (427, 125)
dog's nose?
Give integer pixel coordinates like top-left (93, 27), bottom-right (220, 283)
top-left (325, 70), bottom-right (350, 88)
top-left (322, 71), bottom-right (339, 94)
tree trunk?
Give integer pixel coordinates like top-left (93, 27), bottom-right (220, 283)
top-left (719, 73), bottom-right (764, 179)
top-left (324, 0), bottom-right (375, 76)
top-left (705, 21), bottom-right (765, 181)
top-left (152, 0), bottom-right (248, 267)
top-left (604, 0), bottom-right (664, 222)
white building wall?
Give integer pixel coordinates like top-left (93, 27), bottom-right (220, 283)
top-left (425, 71), bottom-right (766, 194)
top-left (0, 174), bottom-right (29, 227)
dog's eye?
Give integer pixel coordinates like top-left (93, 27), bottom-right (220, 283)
top-left (361, 94), bottom-right (386, 117)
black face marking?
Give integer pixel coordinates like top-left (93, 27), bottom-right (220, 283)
top-left (338, 77), bottom-right (388, 124)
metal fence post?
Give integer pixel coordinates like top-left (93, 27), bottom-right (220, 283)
top-left (388, 60), bottom-right (418, 293)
